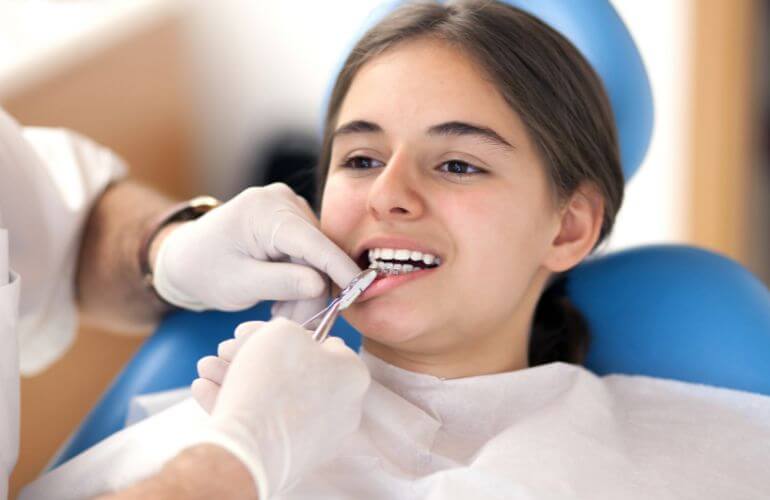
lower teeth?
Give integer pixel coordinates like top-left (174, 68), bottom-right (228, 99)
top-left (380, 269), bottom-right (414, 276)
top-left (368, 261), bottom-right (433, 276)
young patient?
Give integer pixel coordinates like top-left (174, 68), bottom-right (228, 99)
top-left (22, 2), bottom-right (770, 499)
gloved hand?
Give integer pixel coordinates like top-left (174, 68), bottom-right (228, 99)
top-left (152, 183), bottom-right (360, 321)
top-left (192, 320), bottom-right (265, 413)
top-left (197, 318), bottom-right (370, 499)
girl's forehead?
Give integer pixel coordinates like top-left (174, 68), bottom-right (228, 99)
top-left (337, 39), bottom-right (527, 140)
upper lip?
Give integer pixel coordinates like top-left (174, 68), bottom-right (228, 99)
top-left (352, 235), bottom-right (444, 263)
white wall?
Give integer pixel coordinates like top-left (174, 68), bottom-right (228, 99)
top-left (181, 0), bottom-right (382, 197)
top-left (603, 0), bottom-right (692, 253)
top-left (182, 0), bottom-right (693, 250)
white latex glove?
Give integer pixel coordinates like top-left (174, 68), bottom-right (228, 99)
top-left (192, 321), bottom-right (265, 413)
top-left (197, 318), bottom-right (370, 499)
top-left (153, 183), bottom-right (360, 320)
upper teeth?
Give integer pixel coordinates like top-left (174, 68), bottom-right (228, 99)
top-left (367, 248), bottom-right (441, 267)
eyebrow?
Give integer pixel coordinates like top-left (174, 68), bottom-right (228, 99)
top-left (332, 120), bottom-right (383, 138)
top-left (427, 121), bottom-right (515, 150)
top-left (332, 119), bottom-right (515, 151)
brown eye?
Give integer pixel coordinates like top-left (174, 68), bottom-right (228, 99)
top-left (342, 156), bottom-right (384, 170)
top-left (438, 160), bottom-right (484, 176)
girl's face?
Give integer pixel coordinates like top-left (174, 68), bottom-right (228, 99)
top-left (320, 39), bottom-right (599, 376)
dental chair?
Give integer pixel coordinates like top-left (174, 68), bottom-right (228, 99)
top-left (51, 0), bottom-right (770, 469)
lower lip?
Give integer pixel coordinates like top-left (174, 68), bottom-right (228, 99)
top-left (357, 267), bottom-right (438, 302)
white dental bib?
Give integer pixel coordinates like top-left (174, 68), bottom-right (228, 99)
top-left (289, 351), bottom-right (770, 499)
top-left (20, 350), bottom-right (770, 499)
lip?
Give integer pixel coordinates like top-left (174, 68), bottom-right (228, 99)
top-left (357, 266), bottom-right (439, 303)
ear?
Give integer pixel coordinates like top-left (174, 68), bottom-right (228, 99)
top-left (543, 182), bottom-right (605, 273)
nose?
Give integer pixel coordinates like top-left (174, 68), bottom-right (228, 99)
top-left (367, 151), bottom-right (425, 222)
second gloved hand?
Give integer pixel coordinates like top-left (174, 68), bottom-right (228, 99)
top-left (152, 183), bottom-right (360, 316)
top-left (192, 320), bottom-right (272, 413)
top-left (197, 318), bottom-right (371, 499)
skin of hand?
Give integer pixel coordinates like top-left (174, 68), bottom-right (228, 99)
top-left (96, 444), bottom-right (257, 500)
top-left (75, 180), bottom-right (175, 333)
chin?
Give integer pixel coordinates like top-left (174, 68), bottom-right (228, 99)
top-left (343, 300), bottom-right (429, 346)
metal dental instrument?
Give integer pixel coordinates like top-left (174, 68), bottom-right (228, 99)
top-left (301, 269), bottom-right (378, 343)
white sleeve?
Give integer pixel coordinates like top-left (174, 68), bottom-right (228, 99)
top-left (0, 108), bottom-right (127, 376)
top-left (0, 224), bottom-right (20, 500)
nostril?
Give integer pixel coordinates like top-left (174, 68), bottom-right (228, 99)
top-left (390, 207), bottom-right (409, 215)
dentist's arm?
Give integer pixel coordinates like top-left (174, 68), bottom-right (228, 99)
top-left (95, 445), bottom-right (256, 500)
top-left (75, 180), bottom-right (175, 331)
top-left (77, 182), bottom-right (360, 332)
top-left (99, 318), bottom-right (371, 500)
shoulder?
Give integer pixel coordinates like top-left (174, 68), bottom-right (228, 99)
top-left (600, 372), bottom-right (770, 459)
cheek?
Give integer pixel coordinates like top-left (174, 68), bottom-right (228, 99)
top-left (319, 175), bottom-right (369, 248)
top-left (445, 188), bottom-right (554, 296)
top-left (444, 189), bottom-right (543, 259)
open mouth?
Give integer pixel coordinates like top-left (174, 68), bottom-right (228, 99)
top-left (356, 247), bottom-right (442, 277)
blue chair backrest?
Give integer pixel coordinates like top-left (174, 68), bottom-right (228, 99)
top-left (571, 246), bottom-right (770, 389)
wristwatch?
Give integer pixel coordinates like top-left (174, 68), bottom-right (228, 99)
top-left (138, 195), bottom-right (222, 292)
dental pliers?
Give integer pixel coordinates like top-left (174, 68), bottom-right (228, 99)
top-left (301, 269), bottom-right (377, 343)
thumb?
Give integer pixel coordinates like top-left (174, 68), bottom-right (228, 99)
top-left (270, 213), bottom-right (360, 290)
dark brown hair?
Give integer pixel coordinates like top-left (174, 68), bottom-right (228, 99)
top-left (317, 0), bottom-right (624, 366)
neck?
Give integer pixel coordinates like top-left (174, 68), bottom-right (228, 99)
top-left (362, 269), bottom-right (549, 380)
top-left (363, 335), bottom-right (529, 379)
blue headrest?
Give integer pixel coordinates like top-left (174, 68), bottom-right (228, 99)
top-left (325, 0), bottom-right (654, 181)
top-left (571, 246), bottom-right (770, 394)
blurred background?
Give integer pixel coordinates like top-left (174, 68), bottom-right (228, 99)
top-left (0, 0), bottom-right (767, 495)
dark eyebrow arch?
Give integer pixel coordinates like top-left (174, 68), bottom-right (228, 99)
top-left (427, 121), bottom-right (515, 150)
top-left (333, 120), bottom-right (383, 138)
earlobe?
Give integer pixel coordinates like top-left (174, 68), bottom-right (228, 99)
top-left (544, 184), bottom-right (605, 273)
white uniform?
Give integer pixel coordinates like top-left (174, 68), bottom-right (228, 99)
top-left (0, 107), bottom-right (125, 499)
top-left (20, 351), bottom-right (770, 500)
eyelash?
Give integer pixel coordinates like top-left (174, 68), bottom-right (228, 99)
top-left (340, 155), bottom-right (486, 177)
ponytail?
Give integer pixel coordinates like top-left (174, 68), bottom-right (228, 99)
top-left (528, 275), bottom-right (590, 366)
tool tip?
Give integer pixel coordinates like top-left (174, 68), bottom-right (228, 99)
top-left (339, 269), bottom-right (378, 309)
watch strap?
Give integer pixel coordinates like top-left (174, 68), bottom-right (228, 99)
top-left (138, 195), bottom-right (221, 293)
